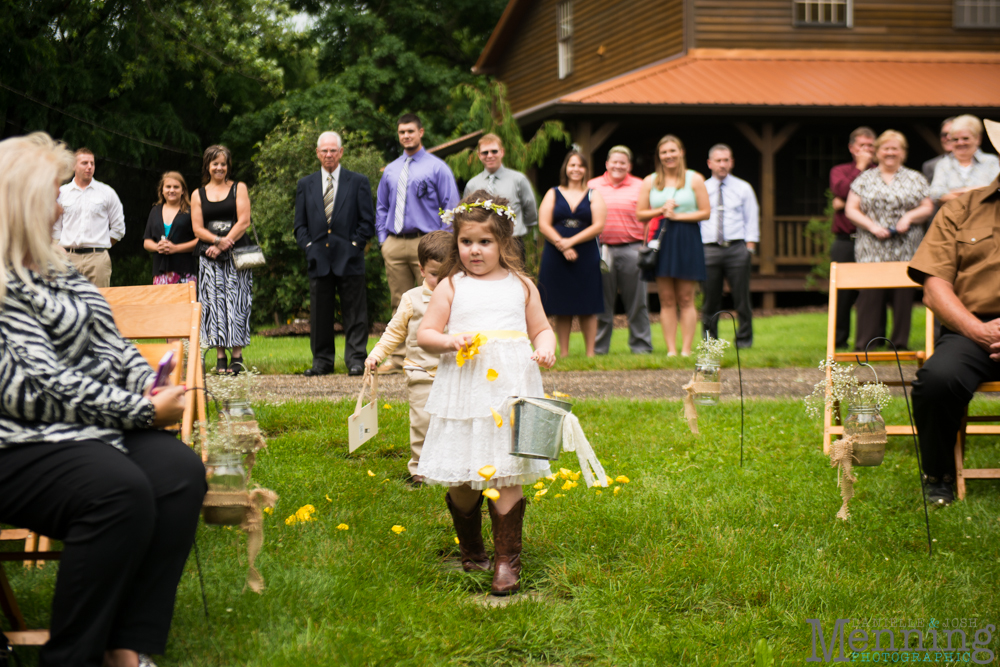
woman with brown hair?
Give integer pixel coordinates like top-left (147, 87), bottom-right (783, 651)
top-left (536, 150), bottom-right (607, 357)
top-left (191, 145), bottom-right (253, 374)
top-left (142, 171), bottom-right (198, 285)
top-left (636, 135), bottom-right (711, 357)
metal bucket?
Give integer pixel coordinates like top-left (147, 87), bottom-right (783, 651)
top-left (508, 396), bottom-right (571, 460)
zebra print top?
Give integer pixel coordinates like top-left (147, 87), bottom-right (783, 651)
top-left (0, 269), bottom-right (156, 451)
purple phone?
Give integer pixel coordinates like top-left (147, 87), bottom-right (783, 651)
top-left (153, 351), bottom-right (175, 389)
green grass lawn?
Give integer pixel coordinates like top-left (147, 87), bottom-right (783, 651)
top-left (7, 394), bottom-right (1000, 665)
top-left (246, 309), bottom-right (929, 374)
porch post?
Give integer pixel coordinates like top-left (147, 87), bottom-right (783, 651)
top-left (736, 121), bottom-right (799, 310)
top-left (573, 121), bottom-right (619, 173)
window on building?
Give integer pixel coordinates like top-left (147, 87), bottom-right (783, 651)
top-left (793, 0), bottom-right (852, 27)
top-left (557, 1), bottom-right (573, 80)
top-left (955, 0), bottom-right (1000, 27)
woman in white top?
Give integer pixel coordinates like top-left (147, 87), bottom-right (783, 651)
top-left (930, 114), bottom-right (1000, 206)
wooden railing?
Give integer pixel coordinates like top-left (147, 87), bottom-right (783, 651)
top-left (772, 215), bottom-right (827, 265)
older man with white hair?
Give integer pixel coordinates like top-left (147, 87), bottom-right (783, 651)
top-left (294, 131), bottom-right (375, 376)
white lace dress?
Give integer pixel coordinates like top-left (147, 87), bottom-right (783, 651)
top-left (418, 272), bottom-right (551, 489)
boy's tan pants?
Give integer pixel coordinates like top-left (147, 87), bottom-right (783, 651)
top-left (407, 375), bottom-right (433, 476)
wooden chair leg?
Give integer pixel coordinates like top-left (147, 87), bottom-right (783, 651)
top-left (955, 411), bottom-right (968, 501)
top-left (22, 532), bottom-right (37, 570)
top-left (35, 536), bottom-right (51, 569)
top-left (0, 564), bottom-right (28, 631)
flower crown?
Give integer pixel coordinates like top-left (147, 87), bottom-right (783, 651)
top-left (439, 199), bottom-right (517, 227)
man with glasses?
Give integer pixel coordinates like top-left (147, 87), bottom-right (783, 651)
top-left (463, 133), bottom-right (538, 263)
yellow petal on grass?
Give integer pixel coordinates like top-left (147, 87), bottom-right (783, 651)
top-left (336, 523), bottom-right (349, 531)
top-left (595, 490), bottom-right (603, 496)
top-left (454, 537), bottom-right (460, 544)
top-left (569, 471), bottom-right (581, 481)
top-left (482, 488), bottom-right (500, 501)
top-left (534, 489), bottom-right (548, 498)
top-left (383, 403), bottom-right (393, 410)
top-left (295, 505), bottom-right (317, 523)
top-left (263, 507), bottom-right (273, 515)
top-left (545, 393), bottom-right (552, 399)
top-left (545, 473), bottom-right (558, 481)
top-left (478, 465), bottom-right (497, 481)
top-left (553, 391), bottom-right (570, 398)
top-left (367, 470), bottom-right (376, 477)
top-left (532, 481), bottom-right (546, 490)
top-left (605, 475), bottom-right (614, 486)
top-left (491, 407), bottom-right (503, 428)
top-left (391, 525), bottom-right (406, 534)
top-left (554, 494), bottom-right (565, 498)
top-left (486, 368), bottom-right (499, 381)
top-left (285, 515), bottom-right (297, 526)
top-left (616, 475), bottom-right (630, 484)
top-left (613, 486), bottom-right (621, 496)
top-left (325, 494), bottom-right (333, 503)
top-left (558, 468), bottom-right (571, 480)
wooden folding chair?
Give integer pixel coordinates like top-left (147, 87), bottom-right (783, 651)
top-left (953, 384), bottom-right (1000, 499)
top-left (1, 284), bottom-right (204, 646)
top-left (823, 261), bottom-right (935, 454)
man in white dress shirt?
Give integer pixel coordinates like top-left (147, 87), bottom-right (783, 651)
top-left (701, 144), bottom-right (760, 348)
top-left (52, 148), bottom-right (125, 287)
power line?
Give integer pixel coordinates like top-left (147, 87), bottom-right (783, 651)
top-left (0, 80), bottom-right (200, 156)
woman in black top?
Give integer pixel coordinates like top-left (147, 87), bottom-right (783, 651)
top-left (143, 171), bottom-right (198, 284)
top-left (190, 144), bottom-right (253, 374)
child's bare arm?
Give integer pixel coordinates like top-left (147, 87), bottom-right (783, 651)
top-left (365, 298), bottom-right (411, 371)
top-left (524, 281), bottom-right (556, 368)
top-left (417, 278), bottom-right (472, 354)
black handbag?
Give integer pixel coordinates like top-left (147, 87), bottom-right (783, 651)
top-left (637, 218), bottom-right (667, 273)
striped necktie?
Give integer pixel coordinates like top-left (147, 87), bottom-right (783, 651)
top-left (324, 174), bottom-right (336, 223)
top-left (716, 180), bottom-right (725, 244)
top-left (487, 173), bottom-right (497, 194)
top-left (393, 157), bottom-right (413, 234)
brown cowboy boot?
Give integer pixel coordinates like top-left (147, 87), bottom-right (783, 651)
top-left (445, 492), bottom-right (491, 572)
top-left (487, 497), bottom-right (526, 596)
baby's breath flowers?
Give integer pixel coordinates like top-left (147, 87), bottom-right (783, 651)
top-left (696, 336), bottom-right (730, 363)
top-left (805, 358), bottom-right (892, 419)
top-left (439, 199), bottom-right (518, 227)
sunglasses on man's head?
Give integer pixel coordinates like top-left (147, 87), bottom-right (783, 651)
top-left (479, 149), bottom-right (500, 156)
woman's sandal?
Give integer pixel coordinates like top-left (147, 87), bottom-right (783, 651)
top-left (229, 356), bottom-right (245, 376)
top-left (216, 352), bottom-right (230, 375)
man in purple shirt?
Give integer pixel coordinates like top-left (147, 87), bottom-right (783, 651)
top-left (829, 126), bottom-right (875, 349)
top-left (376, 113), bottom-right (459, 371)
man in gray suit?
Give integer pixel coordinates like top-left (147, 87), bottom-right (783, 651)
top-left (294, 131), bottom-right (375, 376)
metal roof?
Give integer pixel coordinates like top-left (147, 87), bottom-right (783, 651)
top-left (559, 49), bottom-right (1000, 108)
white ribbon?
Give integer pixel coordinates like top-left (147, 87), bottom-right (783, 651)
top-left (507, 397), bottom-right (609, 488)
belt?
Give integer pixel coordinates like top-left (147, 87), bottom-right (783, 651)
top-left (64, 247), bottom-right (108, 254)
top-left (705, 240), bottom-right (744, 248)
top-left (835, 233), bottom-right (857, 241)
top-left (391, 231), bottom-right (425, 240)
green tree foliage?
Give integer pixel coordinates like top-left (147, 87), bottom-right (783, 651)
top-left (288, 0), bottom-right (508, 154)
top-left (249, 115), bottom-right (390, 327)
top-left (445, 81), bottom-right (571, 182)
top-left (805, 189), bottom-right (836, 291)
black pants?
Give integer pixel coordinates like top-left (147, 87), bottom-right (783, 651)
top-left (912, 331), bottom-right (1000, 480)
top-left (0, 431), bottom-right (205, 667)
top-left (702, 241), bottom-right (753, 347)
top-left (309, 272), bottom-right (368, 371)
top-left (855, 286), bottom-right (914, 351)
top-left (830, 237), bottom-right (858, 348)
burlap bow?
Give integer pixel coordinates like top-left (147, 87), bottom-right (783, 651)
top-left (202, 486), bottom-right (279, 592)
top-left (681, 374), bottom-right (722, 435)
top-left (829, 436), bottom-right (857, 521)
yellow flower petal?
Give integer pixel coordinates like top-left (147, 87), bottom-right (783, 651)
top-left (337, 523), bottom-right (349, 530)
top-left (535, 489), bottom-right (548, 498)
top-left (613, 486), bottom-right (621, 496)
top-left (569, 471), bottom-right (580, 481)
top-left (561, 481), bottom-right (573, 491)
top-left (595, 490), bottom-right (603, 496)
top-left (616, 475), bottom-right (630, 484)
top-left (454, 537), bottom-right (460, 544)
top-left (263, 507), bottom-right (273, 515)
top-left (545, 393), bottom-right (552, 399)
top-left (545, 473), bottom-right (558, 481)
top-left (383, 403), bottom-right (393, 410)
top-left (554, 494), bottom-right (565, 498)
top-left (532, 481), bottom-right (545, 490)
top-left (486, 368), bottom-right (499, 381)
top-left (491, 407), bottom-right (503, 428)
top-left (367, 470), bottom-right (375, 477)
top-left (558, 468), bottom-right (571, 479)
top-left (478, 465), bottom-right (496, 481)
top-left (391, 525), bottom-right (406, 534)
top-left (482, 488), bottom-right (500, 501)
top-left (325, 494), bottom-right (333, 503)
top-left (553, 390), bottom-right (570, 398)
top-left (285, 515), bottom-right (297, 526)
top-left (605, 475), bottom-right (614, 486)
top-left (381, 479), bottom-right (390, 484)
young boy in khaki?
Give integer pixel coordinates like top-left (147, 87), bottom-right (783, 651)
top-left (365, 231), bottom-right (452, 483)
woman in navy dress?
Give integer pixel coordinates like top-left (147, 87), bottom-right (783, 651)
top-left (537, 150), bottom-right (607, 357)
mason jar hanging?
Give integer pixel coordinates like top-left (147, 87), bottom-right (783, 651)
top-left (844, 403), bottom-right (887, 467)
top-left (693, 358), bottom-right (721, 406)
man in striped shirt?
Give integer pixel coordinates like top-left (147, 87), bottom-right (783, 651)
top-left (587, 145), bottom-right (653, 354)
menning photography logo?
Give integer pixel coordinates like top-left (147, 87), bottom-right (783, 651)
top-left (806, 617), bottom-right (996, 663)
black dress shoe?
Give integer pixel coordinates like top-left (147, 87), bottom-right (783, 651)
top-left (302, 368), bottom-right (332, 377)
top-left (348, 366), bottom-right (364, 377)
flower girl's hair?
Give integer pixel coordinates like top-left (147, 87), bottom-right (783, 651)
top-left (438, 190), bottom-right (530, 289)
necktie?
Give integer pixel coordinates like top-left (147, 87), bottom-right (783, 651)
top-left (324, 174), bottom-right (336, 223)
top-left (393, 157), bottom-right (413, 234)
top-left (716, 181), bottom-right (725, 245)
top-left (487, 173), bottom-right (497, 195)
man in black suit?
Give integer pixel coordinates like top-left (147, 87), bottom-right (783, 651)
top-left (294, 131), bottom-right (375, 376)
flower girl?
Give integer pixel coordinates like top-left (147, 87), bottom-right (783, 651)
top-left (417, 191), bottom-right (556, 595)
